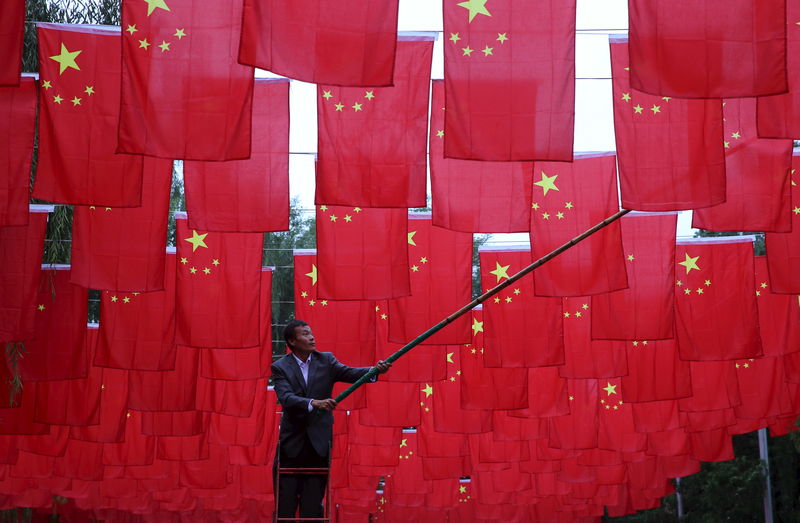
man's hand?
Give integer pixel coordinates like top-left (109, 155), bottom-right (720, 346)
top-left (374, 360), bottom-right (392, 374)
top-left (311, 398), bottom-right (337, 411)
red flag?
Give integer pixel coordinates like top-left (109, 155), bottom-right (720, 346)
top-left (429, 80), bottom-right (533, 233)
top-left (679, 360), bottom-right (742, 413)
top-left (141, 410), bottom-right (205, 437)
top-left (184, 79), bottom-right (289, 233)
top-left (621, 339), bottom-right (692, 403)
top-left (443, 0), bottom-right (575, 161)
top-left (238, 0), bottom-right (398, 86)
top-left (765, 162), bottom-right (800, 293)
top-left (560, 296), bottom-right (628, 379)
top-left (508, 366), bottom-right (570, 419)
top-left (591, 212), bottom-right (677, 341)
top-left (69, 366), bottom-right (128, 443)
top-left (754, 256), bottom-right (800, 356)
top-left (674, 238), bottom-right (762, 361)
top-left (174, 216), bottom-right (263, 348)
top-left (610, 37), bottom-right (726, 211)
top-left (316, 205), bottom-right (410, 300)
top-left (629, 0), bottom-right (787, 98)
top-left (19, 267), bottom-right (88, 381)
top-left (102, 412), bottom-right (155, 466)
top-left (209, 386), bottom-right (272, 446)
top-left (693, 98), bottom-right (793, 232)
top-left (689, 429), bottom-right (734, 463)
top-left (127, 345), bottom-right (198, 412)
top-left (0, 0), bottom-right (24, 86)
top-left (195, 375), bottom-right (261, 417)
top-left (360, 382), bottom-right (421, 428)
top-left (0, 77), bottom-right (36, 226)
top-left (547, 379), bottom-right (599, 450)
top-left (387, 214), bottom-right (472, 345)
top-left (424, 349), bottom-right (492, 434)
top-left (733, 356), bottom-right (794, 420)
top-left (478, 247), bottom-right (564, 367)
top-left (530, 153), bottom-right (627, 297)
top-left (118, 0), bottom-right (254, 160)
top-left (70, 157), bottom-right (172, 291)
top-left (0, 207), bottom-right (47, 342)
top-left (34, 23), bottom-right (143, 207)
top-left (757, 0), bottom-right (800, 138)
top-left (315, 38), bottom-right (433, 208)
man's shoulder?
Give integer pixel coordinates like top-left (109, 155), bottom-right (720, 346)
top-left (312, 351), bottom-right (337, 364)
top-left (271, 353), bottom-right (294, 370)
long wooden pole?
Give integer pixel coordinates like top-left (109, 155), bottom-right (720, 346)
top-left (334, 208), bottom-right (632, 404)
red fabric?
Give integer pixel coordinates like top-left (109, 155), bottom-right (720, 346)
top-left (674, 239), bottom-right (762, 361)
top-left (610, 39), bottom-right (726, 211)
top-left (201, 269), bottom-right (272, 380)
top-left (560, 297), bottom-right (628, 379)
top-left (679, 360), bottom-right (742, 413)
top-left (591, 212), bottom-right (677, 340)
top-left (118, 0), bottom-right (254, 160)
top-left (429, 80), bottom-right (532, 234)
top-left (689, 429), bottom-right (734, 462)
top-left (209, 387), bottom-right (273, 446)
top-left (530, 153), bottom-right (627, 296)
top-left (315, 38), bottom-right (432, 208)
top-left (70, 157), bottom-right (172, 291)
top-left (479, 248), bottom-right (564, 367)
top-left (69, 366), bottom-right (128, 444)
top-left (127, 346), bottom-right (198, 412)
top-left (0, 0), bottom-right (24, 86)
top-left (631, 400), bottom-right (683, 433)
top-left (443, 0), bottom-right (575, 161)
top-left (459, 308), bottom-right (528, 410)
top-left (174, 218), bottom-right (263, 348)
top-left (426, 349), bottom-right (492, 434)
top-left (19, 268), bottom-right (88, 381)
top-left (0, 384), bottom-right (50, 435)
top-left (95, 253), bottom-right (177, 371)
top-left (596, 379), bottom-right (647, 453)
top-left (757, 0), bottom-right (800, 138)
top-left (629, 0), bottom-right (787, 98)
top-left (508, 366), bottom-right (569, 419)
top-left (360, 382), bottom-right (421, 428)
top-left (184, 79), bottom-right (289, 233)
top-left (733, 356), bottom-right (794, 420)
top-left (621, 339), bottom-right (692, 403)
top-left (754, 257), bottom-right (800, 356)
top-left (547, 379), bottom-right (599, 450)
top-left (0, 78), bottom-right (36, 226)
top-left (387, 214), bottom-right (471, 345)
top-left (102, 412), bottom-right (155, 467)
top-left (693, 98), bottom-right (793, 232)
top-left (195, 376), bottom-right (261, 417)
top-left (765, 162), bottom-right (800, 293)
top-left (34, 24), bottom-right (143, 207)
top-left (316, 205), bottom-right (410, 300)
top-left (141, 410), bottom-right (205, 437)
top-left (238, 0), bottom-right (398, 86)
top-left (0, 210), bottom-right (47, 342)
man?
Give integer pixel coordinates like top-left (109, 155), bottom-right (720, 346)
top-left (272, 319), bottom-right (391, 520)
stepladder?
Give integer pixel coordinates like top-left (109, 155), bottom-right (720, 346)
top-left (274, 443), bottom-right (332, 523)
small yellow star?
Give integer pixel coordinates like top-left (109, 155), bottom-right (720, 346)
top-left (321, 300), bottom-right (328, 306)
top-left (158, 41), bottom-right (171, 52)
top-left (334, 103), bottom-right (344, 112)
top-left (110, 296), bottom-right (118, 302)
top-left (449, 33), bottom-right (461, 44)
top-left (309, 299), bottom-right (316, 306)
top-left (696, 288), bottom-right (704, 294)
top-left (504, 296), bottom-right (512, 303)
top-left (212, 259), bottom-right (220, 266)
top-left (481, 45), bottom-right (493, 56)
top-left (743, 363), bottom-right (749, 368)
top-left (84, 85), bottom-right (95, 95)
top-left (139, 38), bottom-right (151, 50)
top-left (650, 104), bottom-right (661, 114)
top-left (203, 267), bottom-right (211, 275)
top-left (642, 341), bottom-right (648, 346)
top-left (53, 94), bottom-right (63, 104)
top-left (531, 202), bottom-right (540, 210)
top-left (493, 297), bottom-right (500, 303)
top-left (621, 92), bottom-right (631, 102)
top-left (459, 485), bottom-right (467, 494)
top-left (436, 130), bottom-right (444, 138)
top-left (633, 104), bottom-right (644, 114)
top-left (37, 304), bottom-right (46, 311)
top-left (792, 206), bottom-right (800, 215)
top-left (344, 215), bottom-right (352, 222)
top-left (684, 288), bottom-right (691, 295)
top-left (724, 141), bottom-right (731, 149)
top-left (462, 46), bottom-right (474, 57)
top-left (662, 97), bottom-right (672, 102)
top-left (568, 395), bottom-right (574, 401)
top-left (705, 280), bottom-right (712, 286)
top-left (676, 280), bottom-right (683, 286)
top-left (353, 207), bottom-right (362, 213)
top-left (581, 304), bottom-right (588, 310)
top-left (496, 33), bottom-right (509, 44)
top-left (574, 311), bottom-right (582, 318)
top-left (556, 212), bottom-right (564, 219)
top-left (319, 205), bottom-right (328, 211)
top-left (565, 202), bottom-right (574, 210)
top-left (364, 90), bottom-right (375, 100)
top-left (352, 102), bottom-right (363, 112)
top-left (126, 24), bottom-right (138, 35)
top-left (411, 265), bottom-right (419, 272)
top-left (563, 312), bottom-right (570, 318)
top-left (449, 376), bottom-right (456, 382)
top-left (70, 96), bottom-right (82, 106)
top-left (190, 267), bottom-right (197, 274)
top-left (627, 254), bottom-right (635, 261)
top-left (322, 90), bottom-right (332, 100)
top-left (732, 131), bottom-right (741, 139)
top-left (760, 282), bottom-right (767, 289)
top-left (122, 297), bottom-right (131, 303)
top-left (184, 230), bottom-right (208, 251)
top-left (173, 28), bottom-right (186, 40)
top-left (300, 291), bottom-right (308, 298)
top-left (420, 257), bottom-right (428, 264)
top-left (180, 257), bottom-right (187, 264)
top-left (329, 214), bottom-right (338, 222)
top-left (632, 341), bottom-right (639, 346)
top-left (513, 288), bottom-right (520, 295)
top-left (380, 313), bottom-right (387, 320)
top-left (542, 212), bottom-right (551, 220)
top-left (41, 80), bottom-right (52, 90)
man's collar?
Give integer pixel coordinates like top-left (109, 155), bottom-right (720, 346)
top-left (292, 352), bottom-right (312, 366)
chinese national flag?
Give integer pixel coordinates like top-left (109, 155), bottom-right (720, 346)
top-left (34, 24), bottom-right (143, 207)
top-left (174, 217), bottom-right (263, 348)
top-left (426, 349), bottom-right (492, 434)
top-left (631, 399), bottom-right (682, 433)
top-left (479, 247), bottom-right (564, 367)
top-left (733, 356), bottom-right (794, 420)
top-left (459, 308), bottom-right (528, 410)
top-left (196, 375), bottom-right (262, 417)
top-left (560, 297), bottom-right (628, 379)
top-left (674, 239), bottom-right (762, 361)
top-left (429, 80), bottom-right (532, 233)
top-left (375, 303), bottom-right (446, 383)
top-left (315, 38), bottom-right (433, 208)
top-left (508, 366), bottom-right (569, 418)
top-left (238, 0), bottom-right (398, 86)
top-left (621, 339), bottom-right (692, 403)
top-left (201, 268), bottom-right (272, 380)
top-left (69, 366), bottom-right (128, 443)
top-left (679, 360), bottom-right (742, 413)
top-left (127, 345), bottom-right (198, 412)
top-left (141, 409), bottom-right (205, 436)
top-left (591, 212), bottom-right (677, 341)
top-left (611, 38), bottom-right (726, 211)
top-left (547, 378), bottom-right (599, 450)
top-left (94, 250), bottom-right (176, 371)
top-left (753, 257), bottom-right (800, 356)
top-left (0, 0), bottom-right (24, 86)
top-left (0, 77), bottom-right (36, 226)
top-left (689, 429), bottom-right (734, 463)
top-left (757, 1), bottom-right (800, 138)
top-left (443, 0), bottom-right (575, 161)
top-left (0, 208), bottom-right (47, 342)
top-left (360, 381), bottom-right (421, 428)
top-left (765, 163), bottom-right (800, 293)
top-left (184, 79), bottom-right (289, 233)
top-left (628, 0), bottom-right (786, 98)
top-left (118, 0), bottom-right (254, 160)
top-left (596, 380), bottom-right (647, 452)
top-left (70, 157), bottom-right (172, 291)
top-left (530, 153), bottom-right (627, 297)
top-left (316, 205), bottom-right (410, 300)
top-left (388, 214), bottom-right (472, 345)
top-left (19, 267), bottom-right (88, 381)
top-left (693, 98), bottom-right (793, 232)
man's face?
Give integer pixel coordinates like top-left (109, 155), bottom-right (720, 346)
top-left (290, 325), bottom-right (315, 353)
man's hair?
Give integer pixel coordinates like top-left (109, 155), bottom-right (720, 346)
top-left (283, 319), bottom-right (309, 349)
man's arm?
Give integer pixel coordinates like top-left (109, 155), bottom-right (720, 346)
top-left (329, 354), bottom-right (391, 383)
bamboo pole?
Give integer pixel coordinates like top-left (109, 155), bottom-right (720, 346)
top-left (334, 208), bottom-right (632, 404)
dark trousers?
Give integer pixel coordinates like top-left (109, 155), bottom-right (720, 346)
top-left (274, 437), bottom-right (328, 521)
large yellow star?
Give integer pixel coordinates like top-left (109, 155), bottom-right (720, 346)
top-left (422, 384), bottom-right (433, 397)
top-left (678, 253), bottom-right (700, 274)
top-left (602, 382), bottom-right (617, 395)
top-left (143, 0), bottom-right (171, 16)
top-left (489, 261), bottom-right (511, 282)
top-left (457, 0), bottom-right (491, 23)
top-left (472, 317), bottom-right (484, 335)
top-left (533, 171), bottom-right (559, 196)
top-left (49, 43), bottom-right (82, 75)
top-left (184, 230), bottom-right (208, 251)
top-left (446, 352), bottom-right (454, 364)
top-left (305, 264), bottom-right (318, 286)
top-left (407, 231), bottom-right (417, 246)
